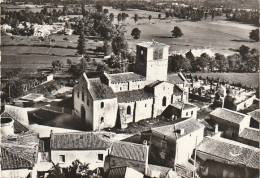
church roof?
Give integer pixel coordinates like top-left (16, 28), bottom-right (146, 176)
top-left (116, 89), bottom-right (154, 103)
top-left (167, 74), bottom-right (184, 84)
top-left (89, 79), bottom-right (116, 100)
top-left (108, 72), bottom-right (145, 83)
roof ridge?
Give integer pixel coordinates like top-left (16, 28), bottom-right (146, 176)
top-left (112, 141), bottom-right (146, 147)
top-left (91, 133), bottom-right (111, 148)
top-left (207, 136), bottom-right (259, 151)
top-left (1, 146), bottom-right (34, 166)
top-left (221, 108), bottom-right (248, 117)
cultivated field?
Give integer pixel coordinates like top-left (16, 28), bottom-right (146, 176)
top-left (190, 72), bottom-right (259, 88)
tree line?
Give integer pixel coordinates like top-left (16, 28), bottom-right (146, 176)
top-left (168, 45), bottom-right (259, 73)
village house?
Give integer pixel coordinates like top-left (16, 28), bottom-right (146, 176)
top-left (209, 108), bottom-right (251, 139)
top-left (247, 109), bottom-right (260, 129)
top-left (49, 132), bottom-right (111, 171)
top-left (196, 136), bottom-right (259, 178)
top-left (162, 101), bottom-right (198, 120)
top-left (73, 41), bottom-right (189, 131)
top-left (141, 118), bottom-right (204, 177)
top-left (1, 111), bottom-right (39, 178)
top-left (104, 141), bottom-right (149, 174)
top-left (237, 127), bottom-right (259, 147)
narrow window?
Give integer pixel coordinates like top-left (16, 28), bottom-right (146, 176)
top-left (191, 111), bottom-right (193, 115)
top-left (82, 92), bottom-right (84, 101)
top-left (101, 102), bottom-right (104, 108)
top-left (120, 87), bottom-right (122, 91)
top-left (127, 106), bottom-right (131, 115)
top-left (100, 117), bottom-right (104, 123)
top-left (186, 112), bottom-right (188, 116)
top-left (171, 95), bottom-right (173, 104)
top-left (59, 155), bottom-right (65, 163)
top-left (77, 92), bottom-right (79, 98)
top-left (87, 98), bottom-right (89, 106)
top-left (162, 97), bottom-right (166, 106)
top-left (145, 104), bottom-right (147, 107)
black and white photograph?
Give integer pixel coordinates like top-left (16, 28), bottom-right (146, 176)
top-left (0, 0), bottom-right (259, 177)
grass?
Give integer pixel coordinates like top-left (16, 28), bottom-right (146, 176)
top-left (106, 7), bottom-right (258, 56)
top-left (190, 72), bottom-right (259, 88)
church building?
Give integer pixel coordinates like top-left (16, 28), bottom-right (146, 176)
top-left (73, 41), bottom-right (189, 130)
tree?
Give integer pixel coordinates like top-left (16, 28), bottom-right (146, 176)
top-left (158, 14), bottom-right (161, 20)
top-left (109, 13), bottom-right (114, 22)
top-left (196, 53), bottom-right (211, 72)
top-left (47, 160), bottom-right (90, 178)
top-left (249, 29), bottom-right (259, 42)
top-left (148, 15), bottom-right (152, 22)
top-left (103, 40), bottom-right (112, 55)
top-left (122, 13), bottom-right (127, 22)
top-left (227, 54), bottom-right (242, 72)
top-left (131, 28), bottom-right (141, 39)
top-left (77, 31), bottom-right (86, 55)
top-left (111, 36), bottom-right (128, 55)
top-left (52, 60), bottom-right (62, 70)
top-left (215, 53), bottom-right (229, 72)
top-left (171, 26), bottom-right (183, 38)
top-left (103, 8), bottom-right (108, 14)
top-left (117, 13), bottom-right (122, 24)
top-left (134, 14), bottom-right (138, 24)
top-left (96, 63), bottom-right (108, 72)
top-left (168, 54), bottom-right (191, 72)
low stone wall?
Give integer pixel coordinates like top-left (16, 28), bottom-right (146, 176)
top-left (236, 95), bottom-right (256, 111)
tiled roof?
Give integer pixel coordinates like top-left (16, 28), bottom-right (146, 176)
top-left (146, 80), bottom-right (164, 88)
top-left (197, 136), bottom-right (259, 169)
top-left (210, 108), bottom-right (248, 124)
top-left (20, 93), bottom-right (43, 101)
top-left (1, 132), bottom-right (39, 170)
top-left (110, 141), bottom-right (148, 162)
top-left (137, 41), bottom-right (169, 48)
top-left (108, 72), bottom-right (145, 83)
top-left (147, 164), bottom-right (171, 178)
top-left (107, 166), bottom-right (127, 178)
top-left (1, 112), bottom-right (28, 133)
top-left (171, 101), bottom-right (197, 110)
top-left (239, 127), bottom-right (259, 143)
top-left (248, 109), bottom-right (260, 122)
top-left (116, 89), bottom-right (154, 103)
top-left (167, 74), bottom-right (184, 84)
top-left (173, 85), bottom-right (184, 96)
top-left (152, 118), bottom-right (204, 139)
top-left (1, 146), bottom-right (34, 170)
top-left (50, 132), bottom-right (111, 150)
top-left (88, 79), bottom-right (116, 100)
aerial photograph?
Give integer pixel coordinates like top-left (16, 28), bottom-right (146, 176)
top-left (0, 0), bottom-right (259, 177)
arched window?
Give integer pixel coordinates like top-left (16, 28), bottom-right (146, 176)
top-left (101, 102), bottom-right (104, 108)
top-left (162, 97), bottom-right (166, 106)
top-left (127, 106), bottom-right (131, 115)
top-left (100, 117), bottom-right (104, 123)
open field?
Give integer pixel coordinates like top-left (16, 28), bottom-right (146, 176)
top-left (106, 7), bottom-right (259, 56)
top-left (1, 34), bottom-right (104, 69)
top-left (190, 72), bottom-right (259, 88)
top-left (1, 7), bottom-right (259, 70)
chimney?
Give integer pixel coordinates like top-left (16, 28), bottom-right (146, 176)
top-left (214, 124), bottom-right (218, 133)
top-left (1, 117), bottom-right (14, 136)
top-left (180, 129), bottom-right (185, 135)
